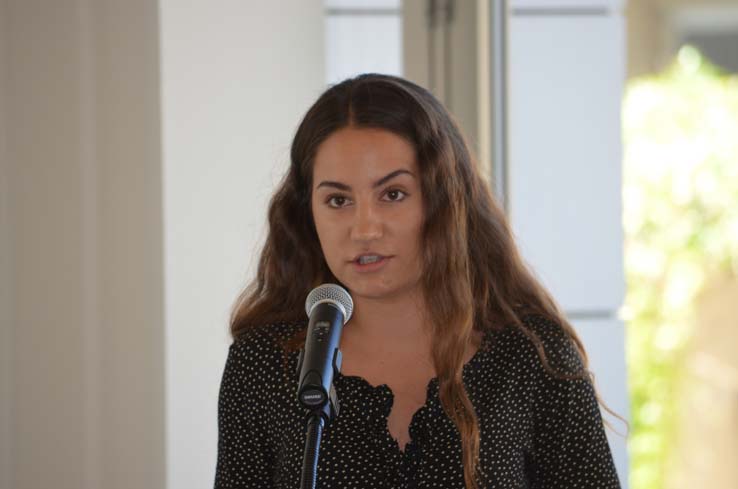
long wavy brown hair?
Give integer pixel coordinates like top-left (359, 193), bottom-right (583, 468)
top-left (230, 73), bottom-right (623, 489)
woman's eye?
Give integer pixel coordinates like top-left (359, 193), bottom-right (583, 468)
top-left (383, 189), bottom-right (408, 202)
top-left (327, 195), bottom-right (350, 208)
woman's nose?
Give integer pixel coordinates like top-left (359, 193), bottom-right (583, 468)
top-left (350, 202), bottom-right (382, 241)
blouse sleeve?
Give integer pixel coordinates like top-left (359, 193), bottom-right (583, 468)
top-left (214, 338), bottom-right (275, 488)
top-left (527, 318), bottom-right (622, 488)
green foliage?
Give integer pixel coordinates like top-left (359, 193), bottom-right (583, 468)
top-left (623, 45), bottom-right (738, 489)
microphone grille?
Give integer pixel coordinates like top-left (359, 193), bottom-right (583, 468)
top-left (305, 283), bottom-right (354, 324)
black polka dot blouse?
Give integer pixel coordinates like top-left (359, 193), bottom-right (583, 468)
top-left (214, 314), bottom-right (622, 488)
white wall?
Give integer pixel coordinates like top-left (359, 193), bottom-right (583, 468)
top-left (324, 0), bottom-right (402, 84)
top-left (158, 1), bottom-right (325, 487)
top-left (0, 1), bottom-right (325, 488)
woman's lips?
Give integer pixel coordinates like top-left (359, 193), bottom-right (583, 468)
top-left (352, 256), bottom-right (392, 273)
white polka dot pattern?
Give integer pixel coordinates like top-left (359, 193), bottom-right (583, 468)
top-left (214, 314), bottom-right (621, 488)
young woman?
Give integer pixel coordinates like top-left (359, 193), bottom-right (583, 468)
top-left (214, 73), bottom-right (622, 488)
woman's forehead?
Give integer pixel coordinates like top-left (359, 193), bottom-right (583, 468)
top-left (312, 127), bottom-right (418, 183)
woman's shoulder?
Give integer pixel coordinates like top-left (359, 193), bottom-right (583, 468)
top-left (228, 320), bottom-right (306, 365)
top-left (486, 313), bottom-right (586, 378)
top-left (221, 320), bottom-right (307, 394)
top-left (233, 320), bottom-right (306, 345)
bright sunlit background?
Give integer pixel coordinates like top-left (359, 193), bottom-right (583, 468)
top-left (624, 3), bottom-right (738, 488)
top-left (623, 45), bottom-right (738, 489)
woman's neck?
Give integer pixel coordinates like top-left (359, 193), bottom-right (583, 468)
top-left (343, 289), bottom-right (432, 352)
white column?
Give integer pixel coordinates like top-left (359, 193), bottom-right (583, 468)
top-left (508, 0), bottom-right (629, 486)
top-left (1, 1), bottom-right (165, 488)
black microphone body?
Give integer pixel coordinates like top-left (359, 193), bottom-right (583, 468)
top-left (297, 301), bottom-right (345, 410)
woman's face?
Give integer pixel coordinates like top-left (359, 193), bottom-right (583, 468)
top-left (311, 126), bottom-right (424, 302)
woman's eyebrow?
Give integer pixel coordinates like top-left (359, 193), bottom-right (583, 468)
top-left (315, 169), bottom-right (415, 191)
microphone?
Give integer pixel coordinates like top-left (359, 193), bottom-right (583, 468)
top-left (296, 283), bottom-right (354, 419)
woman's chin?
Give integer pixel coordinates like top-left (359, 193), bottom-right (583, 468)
top-left (345, 281), bottom-right (420, 303)
top-left (342, 280), bottom-right (393, 299)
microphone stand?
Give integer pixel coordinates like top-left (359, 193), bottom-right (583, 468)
top-left (296, 347), bottom-right (342, 489)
